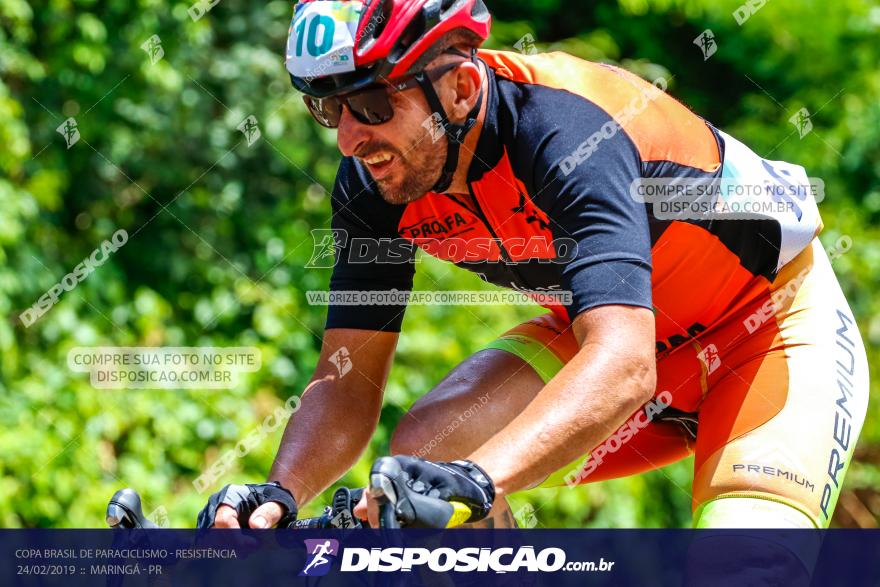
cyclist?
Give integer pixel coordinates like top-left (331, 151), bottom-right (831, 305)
top-left (200, 0), bottom-right (869, 545)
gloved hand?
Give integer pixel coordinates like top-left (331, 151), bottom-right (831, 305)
top-left (372, 455), bottom-right (495, 526)
top-left (196, 482), bottom-right (297, 529)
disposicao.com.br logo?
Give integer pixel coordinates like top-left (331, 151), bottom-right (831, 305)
top-left (302, 542), bottom-right (614, 574)
top-left (341, 546), bottom-right (564, 573)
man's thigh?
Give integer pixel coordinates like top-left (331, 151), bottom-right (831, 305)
top-left (390, 346), bottom-right (546, 461)
top-left (392, 313), bottom-right (693, 486)
top-left (692, 239), bottom-right (870, 529)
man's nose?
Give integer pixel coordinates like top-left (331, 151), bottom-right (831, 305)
top-left (336, 106), bottom-right (369, 157)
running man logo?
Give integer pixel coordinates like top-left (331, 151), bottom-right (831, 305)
top-left (140, 34), bottom-right (164, 64)
top-left (513, 33), bottom-right (538, 55)
top-left (300, 539), bottom-right (340, 577)
top-left (56, 117), bottom-right (80, 149)
top-left (694, 29), bottom-right (717, 60)
top-left (237, 115), bottom-right (261, 146)
top-left (697, 343), bottom-right (722, 375)
top-left (515, 503), bottom-right (539, 528)
top-left (422, 112), bottom-right (447, 143)
top-left (147, 506), bottom-right (169, 528)
top-left (306, 229), bottom-right (347, 268)
top-left (329, 346), bottom-right (352, 378)
top-left (789, 108), bottom-right (813, 139)
top-left (330, 509), bottom-right (357, 528)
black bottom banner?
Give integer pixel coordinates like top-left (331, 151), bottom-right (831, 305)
top-left (2, 529), bottom-right (877, 586)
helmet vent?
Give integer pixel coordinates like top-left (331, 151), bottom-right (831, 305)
top-left (389, 11), bottom-right (427, 63)
top-left (355, 0), bottom-right (390, 56)
top-left (364, 0), bottom-right (391, 44)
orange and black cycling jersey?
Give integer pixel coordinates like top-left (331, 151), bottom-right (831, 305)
top-left (325, 50), bottom-right (822, 350)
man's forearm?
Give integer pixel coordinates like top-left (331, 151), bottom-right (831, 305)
top-left (268, 375), bottom-right (382, 505)
top-left (468, 341), bottom-right (655, 498)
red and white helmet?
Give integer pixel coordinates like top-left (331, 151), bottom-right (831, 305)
top-left (288, 0), bottom-right (491, 97)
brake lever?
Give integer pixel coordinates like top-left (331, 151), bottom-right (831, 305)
top-left (369, 457), bottom-right (466, 528)
top-left (370, 457), bottom-right (404, 528)
top-left (106, 488), bottom-right (159, 529)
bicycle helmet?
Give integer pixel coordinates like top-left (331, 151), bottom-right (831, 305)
top-left (287, 0), bottom-right (492, 193)
top-left (288, 0), bottom-right (491, 97)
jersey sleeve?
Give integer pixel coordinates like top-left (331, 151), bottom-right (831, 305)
top-left (512, 85), bottom-right (653, 319)
top-left (325, 158), bottom-right (416, 332)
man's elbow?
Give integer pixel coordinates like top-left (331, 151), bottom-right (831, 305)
top-left (624, 354), bottom-right (657, 407)
top-left (571, 304), bottom-right (658, 408)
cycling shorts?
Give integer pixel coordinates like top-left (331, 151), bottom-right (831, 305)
top-left (484, 238), bottom-right (869, 528)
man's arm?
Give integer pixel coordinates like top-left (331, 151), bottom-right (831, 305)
top-left (354, 305), bottom-right (655, 528)
top-left (209, 156), bottom-right (415, 528)
top-left (470, 81), bottom-right (658, 497)
top-left (467, 304), bottom-right (656, 498)
top-left (269, 328), bottom-right (397, 504)
top-left (268, 156), bottom-right (412, 507)
top-left (211, 328), bottom-right (397, 528)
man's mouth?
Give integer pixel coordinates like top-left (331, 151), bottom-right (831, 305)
top-left (361, 152), bottom-right (396, 180)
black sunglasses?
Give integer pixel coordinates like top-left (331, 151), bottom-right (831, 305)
top-left (302, 60), bottom-right (465, 128)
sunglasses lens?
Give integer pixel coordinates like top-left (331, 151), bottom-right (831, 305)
top-left (345, 88), bottom-right (394, 125)
top-left (304, 96), bottom-right (342, 128)
top-left (304, 87), bottom-right (395, 127)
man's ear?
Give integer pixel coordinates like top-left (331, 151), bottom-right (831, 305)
top-left (450, 61), bottom-right (482, 119)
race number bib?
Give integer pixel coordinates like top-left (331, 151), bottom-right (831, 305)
top-left (286, 1), bottom-right (364, 79)
top-left (717, 130), bottom-right (823, 270)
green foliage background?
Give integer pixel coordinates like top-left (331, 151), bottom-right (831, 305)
top-left (1, 0), bottom-right (878, 528)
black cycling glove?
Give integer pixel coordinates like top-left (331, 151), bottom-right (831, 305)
top-left (389, 456), bottom-right (496, 523)
top-left (196, 482), bottom-right (297, 529)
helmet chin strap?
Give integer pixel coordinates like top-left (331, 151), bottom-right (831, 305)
top-left (413, 50), bottom-right (484, 194)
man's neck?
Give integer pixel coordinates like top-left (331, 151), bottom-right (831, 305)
top-left (441, 61), bottom-right (489, 197)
